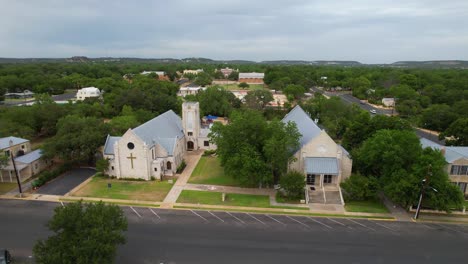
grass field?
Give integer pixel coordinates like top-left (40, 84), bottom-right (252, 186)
top-left (188, 156), bottom-right (242, 186)
top-left (0, 183), bottom-right (17, 194)
top-left (72, 176), bottom-right (173, 201)
top-left (212, 83), bottom-right (267, 91)
top-left (345, 200), bottom-right (390, 214)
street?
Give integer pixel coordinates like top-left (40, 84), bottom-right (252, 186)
top-left (1, 199), bottom-right (467, 263)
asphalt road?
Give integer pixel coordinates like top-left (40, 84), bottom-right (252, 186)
top-left (36, 168), bottom-right (95, 195)
top-left (310, 87), bottom-right (446, 145)
top-left (1, 200), bottom-right (467, 264)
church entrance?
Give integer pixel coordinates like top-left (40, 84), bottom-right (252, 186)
top-left (187, 141), bottom-right (194, 151)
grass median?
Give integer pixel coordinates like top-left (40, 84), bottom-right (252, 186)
top-left (345, 200), bottom-right (390, 214)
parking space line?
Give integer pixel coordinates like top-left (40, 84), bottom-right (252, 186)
top-left (208, 211), bottom-right (224, 223)
top-left (434, 223), bottom-right (465, 234)
top-left (372, 221), bottom-right (397, 232)
top-left (190, 210), bottom-right (208, 222)
top-left (149, 208), bottom-right (161, 219)
top-left (226, 212), bottom-right (245, 224)
top-left (309, 218), bottom-right (333, 229)
top-left (247, 213), bottom-right (267, 225)
top-left (266, 215), bottom-right (286, 226)
top-left (130, 206), bottom-right (142, 218)
top-left (347, 218), bottom-right (375, 231)
top-left (326, 218), bottom-right (346, 226)
top-left (286, 216), bottom-right (310, 229)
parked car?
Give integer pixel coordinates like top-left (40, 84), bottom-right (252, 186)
top-left (370, 109), bottom-right (377, 114)
top-left (0, 249), bottom-right (11, 264)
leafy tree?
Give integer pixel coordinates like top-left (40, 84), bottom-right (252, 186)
top-left (43, 115), bottom-right (109, 164)
top-left (442, 118), bottom-right (468, 146)
top-left (33, 201), bottom-right (127, 264)
top-left (109, 115), bottom-right (139, 135)
top-left (238, 82), bottom-right (249, 89)
top-left (194, 72), bottom-right (213, 86)
top-left (96, 158), bottom-right (110, 175)
top-left (421, 104), bottom-right (457, 131)
top-left (244, 90), bottom-right (273, 110)
top-left (227, 71), bottom-right (239, 81)
top-left (340, 174), bottom-right (379, 201)
top-left (283, 84), bottom-right (305, 99)
top-left (279, 171), bottom-right (305, 199)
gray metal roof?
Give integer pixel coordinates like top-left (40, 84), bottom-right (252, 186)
top-left (305, 157), bottom-right (339, 175)
top-left (239, 72), bottom-right (264, 79)
top-left (15, 149), bottom-right (42, 164)
top-left (133, 110), bottom-right (184, 153)
top-left (282, 105), bottom-right (322, 148)
top-left (103, 136), bottom-right (121, 155)
top-left (0, 136), bottom-right (29, 150)
top-left (420, 138), bottom-right (468, 163)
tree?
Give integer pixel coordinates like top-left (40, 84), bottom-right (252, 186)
top-left (421, 104), bottom-right (457, 131)
top-left (283, 84), bottom-right (305, 99)
top-left (340, 174), bottom-right (379, 201)
top-left (442, 118), bottom-right (468, 146)
top-left (194, 72), bottom-right (213, 86)
top-left (33, 201), bottom-right (127, 264)
top-left (238, 82), bottom-right (249, 89)
top-left (197, 86), bottom-right (241, 117)
top-left (243, 90), bottom-right (273, 110)
top-left (227, 71), bottom-right (239, 81)
top-left (43, 115), bottom-right (109, 164)
top-left (96, 158), bottom-right (110, 175)
top-left (279, 171), bottom-right (305, 199)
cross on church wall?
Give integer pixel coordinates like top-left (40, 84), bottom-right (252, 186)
top-left (127, 153), bottom-right (136, 169)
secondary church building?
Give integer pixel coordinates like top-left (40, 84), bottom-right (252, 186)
top-left (103, 102), bottom-right (214, 180)
top-left (282, 105), bottom-right (352, 188)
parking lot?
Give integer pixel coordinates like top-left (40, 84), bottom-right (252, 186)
top-left (122, 206), bottom-right (468, 237)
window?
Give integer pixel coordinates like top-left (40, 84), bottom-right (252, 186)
top-left (324, 175), bottom-right (333, 184)
top-left (34, 163), bottom-right (38, 170)
top-left (306, 174), bottom-right (315, 185)
top-left (188, 132), bottom-right (193, 136)
top-left (111, 166), bottom-right (114, 170)
top-left (127, 142), bottom-right (135, 150)
top-left (154, 168), bottom-right (157, 172)
top-left (450, 165), bottom-right (468, 175)
top-left (21, 145), bottom-right (25, 149)
top-left (204, 141), bottom-right (209, 147)
top-left (5, 150), bottom-right (10, 157)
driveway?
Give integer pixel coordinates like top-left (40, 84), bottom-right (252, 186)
top-left (36, 168), bottom-right (96, 195)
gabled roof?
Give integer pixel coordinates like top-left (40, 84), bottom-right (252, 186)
top-left (420, 138), bottom-right (468, 163)
top-left (281, 105), bottom-right (322, 148)
top-left (133, 110), bottom-right (184, 148)
top-left (15, 149), bottom-right (42, 164)
top-left (0, 136), bottom-right (29, 150)
top-left (103, 135), bottom-right (121, 155)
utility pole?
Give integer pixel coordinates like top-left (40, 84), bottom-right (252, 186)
top-left (414, 165), bottom-right (437, 220)
top-left (9, 141), bottom-right (22, 197)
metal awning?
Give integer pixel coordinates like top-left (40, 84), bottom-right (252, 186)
top-left (305, 157), bottom-right (339, 175)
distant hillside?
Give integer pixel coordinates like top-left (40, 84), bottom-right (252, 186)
top-left (260, 60), bottom-right (362, 66)
top-left (391, 60), bottom-right (468, 68)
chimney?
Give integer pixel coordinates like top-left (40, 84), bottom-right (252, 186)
top-left (9, 139), bottom-right (13, 147)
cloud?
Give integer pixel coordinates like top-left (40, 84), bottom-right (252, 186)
top-left (0, 0), bottom-right (467, 63)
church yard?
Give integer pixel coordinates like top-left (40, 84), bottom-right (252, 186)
top-left (72, 174), bottom-right (174, 201)
top-left (188, 156), bottom-right (242, 187)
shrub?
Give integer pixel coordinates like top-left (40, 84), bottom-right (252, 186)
top-left (279, 171), bottom-right (306, 200)
top-left (202, 149), bottom-right (216, 156)
top-left (176, 160), bottom-right (187, 173)
top-left (340, 173), bottom-right (379, 201)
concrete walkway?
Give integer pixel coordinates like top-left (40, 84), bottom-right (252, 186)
top-left (162, 150), bottom-right (203, 205)
top-left (380, 192), bottom-right (413, 222)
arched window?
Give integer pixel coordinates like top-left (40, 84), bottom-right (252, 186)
top-left (166, 161), bottom-right (172, 170)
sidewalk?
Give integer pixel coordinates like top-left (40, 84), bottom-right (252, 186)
top-left (379, 193), bottom-right (413, 222)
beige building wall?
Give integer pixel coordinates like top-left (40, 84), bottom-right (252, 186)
top-left (447, 158), bottom-right (468, 195)
top-left (115, 130), bottom-right (151, 180)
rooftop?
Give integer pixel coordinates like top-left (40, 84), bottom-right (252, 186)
top-left (0, 137), bottom-right (29, 150)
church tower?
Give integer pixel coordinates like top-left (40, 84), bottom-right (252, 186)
top-left (182, 102), bottom-right (201, 150)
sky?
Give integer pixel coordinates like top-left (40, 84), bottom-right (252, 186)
top-left (1, 0), bottom-right (467, 63)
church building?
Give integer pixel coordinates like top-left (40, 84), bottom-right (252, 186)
top-left (103, 102), bottom-right (214, 180)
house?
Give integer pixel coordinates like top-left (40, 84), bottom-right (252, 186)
top-left (141, 71), bottom-right (170, 81)
top-left (217, 68), bottom-right (237, 78)
top-left (238, 72), bottom-right (265, 84)
top-left (103, 102), bottom-right (215, 180)
top-left (76, 87), bottom-right (101, 101)
top-left (0, 137), bottom-right (47, 183)
top-left (4, 90), bottom-right (34, 99)
top-left (178, 86), bottom-right (206, 97)
top-left (282, 106), bottom-right (352, 204)
top-left (420, 138), bottom-right (468, 196)
top-left (183, 69), bottom-right (204, 75)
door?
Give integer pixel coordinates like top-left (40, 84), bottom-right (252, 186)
top-left (187, 141), bottom-right (194, 150)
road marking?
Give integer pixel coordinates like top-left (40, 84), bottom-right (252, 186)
top-left (130, 206), bottom-right (142, 218)
top-left (247, 213), bottom-right (267, 225)
top-left (266, 215), bottom-right (286, 226)
top-left (372, 221), bottom-right (397, 232)
top-left (149, 208), bottom-right (161, 219)
top-left (190, 210), bottom-right (208, 222)
top-left (208, 211), bottom-right (224, 223)
top-left (226, 212), bottom-right (245, 224)
top-left (347, 218), bottom-right (375, 231)
top-left (286, 216), bottom-right (310, 229)
top-left (327, 217), bottom-right (346, 226)
top-left (309, 217), bottom-right (333, 229)
top-left (434, 223), bottom-right (464, 234)
top-left (421, 224), bottom-right (435, 229)
top-left (60, 201), bottom-right (64, 207)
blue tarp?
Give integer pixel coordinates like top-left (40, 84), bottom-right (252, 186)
top-left (206, 115), bottom-right (218, 120)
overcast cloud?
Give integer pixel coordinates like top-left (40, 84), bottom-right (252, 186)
top-left (0, 0), bottom-right (467, 63)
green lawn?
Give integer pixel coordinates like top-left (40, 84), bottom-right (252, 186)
top-left (345, 200), bottom-right (390, 214)
top-left (177, 190), bottom-right (271, 207)
top-left (72, 176), bottom-right (173, 201)
top-left (0, 183), bottom-right (17, 194)
top-left (212, 84), bottom-right (267, 91)
top-left (189, 156), bottom-right (242, 186)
